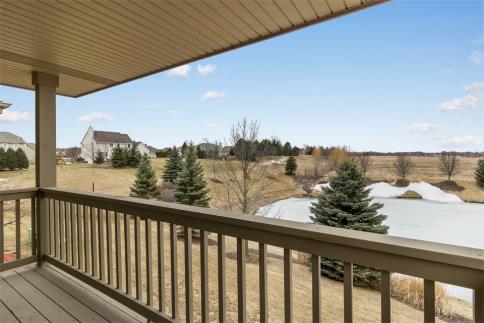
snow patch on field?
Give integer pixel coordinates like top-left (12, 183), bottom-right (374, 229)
top-left (262, 158), bottom-right (286, 166)
top-left (369, 182), bottom-right (463, 204)
top-left (312, 181), bottom-right (463, 204)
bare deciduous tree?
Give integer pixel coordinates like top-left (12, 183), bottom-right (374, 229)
top-left (393, 153), bottom-right (415, 183)
top-left (219, 118), bottom-right (274, 216)
top-left (356, 152), bottom-right (373, 178)
top-left (437, 151), bottom-right (460, 181)
top-left (65, 147), bottom-right (81, 160)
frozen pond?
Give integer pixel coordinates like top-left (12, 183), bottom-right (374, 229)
top-left (259, 197), bottom-right (484, 302)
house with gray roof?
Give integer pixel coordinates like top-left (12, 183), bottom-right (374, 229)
top-left (80, 126), bottom-right (157, 163)
top-left (80, 126), bottom-right (133, 163)
top-left (0, 132), bottom-right (35, 163)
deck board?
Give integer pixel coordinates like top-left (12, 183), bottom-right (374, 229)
top-left (0, 264), bottom-right (145, 322)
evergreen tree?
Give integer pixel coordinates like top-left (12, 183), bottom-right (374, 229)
top-left (173, 145), bottom-right (210, 207)
top-left (474, 158), bottom-right (484, 188)
top-left (310, 161), bottom-right (388, 288)
top-left (285, 155), bottom-right (297, 175)
top-left (111, 144), bottom-right (126, 167)
top-left (181, 141), bottom-right (189, 157)
top-left (0, 148), bottom-right (6, 170)
top-left (94, 150), bottom-right (105, 164)
top-left (15, 148), bottom-right (29, 169)
top-left (163, 147), bottom-right (183, 183)
top-left (126, 144), bottom-right (141, 167)
top-left (130, 157), bottom-right (160, 199)
top-left (5, 148), bottom-right (17, 170)
top-left (282, 142), bottom-right (292, 156)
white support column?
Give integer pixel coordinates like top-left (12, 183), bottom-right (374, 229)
top-left (32, 71), bottom-right (58, 264)
top-left (32, 71), bottom-right (58, 188)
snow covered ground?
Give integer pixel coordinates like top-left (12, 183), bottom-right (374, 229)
top-left (313, 181), bottom-right (463, 204)
top-left (262, 157), bottom-right (286, 166)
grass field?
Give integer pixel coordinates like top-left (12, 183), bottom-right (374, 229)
top-left (0, 155), bottom-right (480, 321)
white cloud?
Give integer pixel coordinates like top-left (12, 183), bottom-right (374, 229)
top-left (472, 37), bottom-right (484, 44)
top-left (469, 50), bottom-right (482, 64)
top-left (0, 110), bottom-right (31, 123)
top-left (206, 122), bottom-right (217, 128)
top-left (78, 112), bottom-right (113, 122)
top-left (167, 110), bottom-right (178, 115)
top-left (197, 64), bottom-right (216, 76)
top-left (143, 103), bottom-right (160, 109)
top-left (167, 64), bottom-right (190, 77)
top-left (407, 122), bottom-right (440, 133)
top-left (439, 135), bottom-right (484, 148)
top-left (201, 90), bottom-right (225, 102)
top-left (439, 81), bottom-right (484, 111)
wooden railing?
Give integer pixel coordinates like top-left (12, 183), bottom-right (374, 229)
top-left (1, 187), bottom-right (483, 322)
top-left (0, 188), bottom-right (38, 272)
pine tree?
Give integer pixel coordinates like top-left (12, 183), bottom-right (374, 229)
top-left (310, 161), bottom-right (388, 288)
top-left (285, 155), bottom-right (297, 175)
top-left (15, 148), bottom-right (29, 169)
top-left (282, 142), bottom-right (292, 156)
top-left (5, 148), bottom-right (17, 170)
top-left (111, 144), bottom-right (126, 167)
top-left (126, 144), bottom-right (141, 167)
top-left (163, 147), bottom-right (183, 183)
top-left (173, 145), bottom-right (210, 207)
top-left (130, 157), bottom-right (160, 199)
top-left (94, 150), bottom-right (105, 164)
top-left (0, 148), bottom-right (6, 170)
top-left (474, 158), bottom-right (484, 188)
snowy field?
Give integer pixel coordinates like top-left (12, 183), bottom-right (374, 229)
top-left (258, 196), bottom-right (484, 301)
top-left (313, 181), bottom-right (463, 203)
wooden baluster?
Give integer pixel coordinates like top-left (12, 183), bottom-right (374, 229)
top-left (424, 279), bottom-right (435, 323)
top-left (134, 215), bottom-right (141, 300)
top-left (312, 255), bottom-right (321, 323)
top-left (70, 203), bottom-right (75, 266)
top-left (124, 214), bottom-right (132, 295)
top-left (76, 204), bottom-right (82, 269)
top-left (98, 209), bottom-right (105, 281)
top-left (200, 230), bottom-right (209, 322)
top-left (15, 200), bottom-right (20, 259)
top-left (259, 243), bottom-right (268, 323)
top-left (48, 199), bottom-right (53, 255)
top-left (115, 212), bottom-right (121, 289)
top-left (284, 249), bottom-right (293, 323)
top-left (54, 200), bottom-right (59, 258)
top-left (59, 201), bottom-right (65, 261)
top-left (237, 238), bottom-right (246, 323)
top-left (474, 289), bottom-right (484, 323)
top-left (157, 221), bottom-right (165, 312)
top-left (83, 205), bottom-right (90, 273)
top-left (106, 210), bottom-right (113, 285)
top-left (344, 262), bottom-right (353, 323)
top-left (65, 201), bottom-right (70, 264)
top-left (91, 206), bottom-right (98, 277)
top-left (0, 201), bottom-right (4, 264)
top-left (184, 227), bottom-right (193, 323)
top-left (31, 197), bottom-right (36, 256)
top-left (381, 270), bottom-right (391, 323)
top-left (146, 218), bottom-right (153, 306)
top-left (218, 234), bottom-right (226, 323)
top-left (170, 224), bottom-right (178, 320)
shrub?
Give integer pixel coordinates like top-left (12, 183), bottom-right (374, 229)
top-left (285, 155), bottom-right (297, 175)
top-left (15, 148), bottom-right (29, 169)
top-left (474, 158), bottom-right (484, 188)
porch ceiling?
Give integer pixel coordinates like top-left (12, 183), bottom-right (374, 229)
top-left (0, 0), bottom-right (388, 98)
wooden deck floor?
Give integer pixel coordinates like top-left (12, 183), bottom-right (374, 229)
top-left (0, 264), bottom-right (146, 323)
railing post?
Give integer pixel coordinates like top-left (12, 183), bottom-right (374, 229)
top-left (474, 289), bottom-right (483, 323)
top-left (37, 193), bottom-right (49, 265)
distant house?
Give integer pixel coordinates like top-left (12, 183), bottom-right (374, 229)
top-left (80, 126), bottom-right (157, 163)
top-left (0, 132), bottom-right (35, 163)
top-left (81, 126), bottom-right (133, 164)
top-left (134, 142), bottom-right (158, 158)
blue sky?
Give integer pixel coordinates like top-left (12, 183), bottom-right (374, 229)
top-left (1, 0), bottom-right (483, 152)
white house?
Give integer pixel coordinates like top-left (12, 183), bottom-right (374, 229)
top-left (81, 126), bottom-right (157, 163)
top-left (134, 142), bottom-right (158, 158)
top-left (0, 132), bottom-right (35, 163)
top-left (81, 126), bottom-right (133, 163)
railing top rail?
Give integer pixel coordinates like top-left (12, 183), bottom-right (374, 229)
top-left (40, 187), bottom-right (484, 274)
top-left (0, 187), bottom-right (38, 201)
